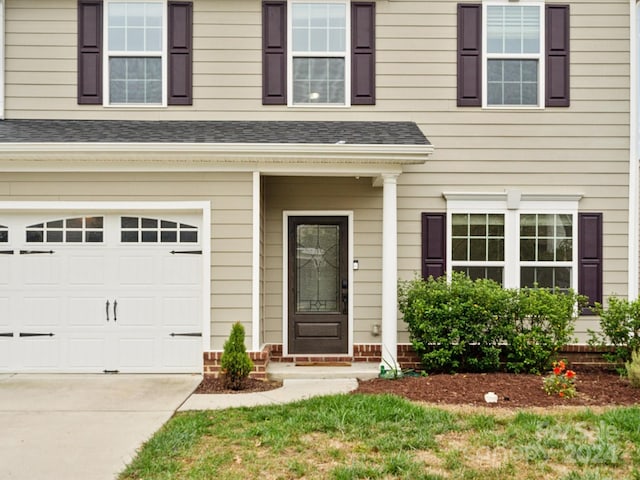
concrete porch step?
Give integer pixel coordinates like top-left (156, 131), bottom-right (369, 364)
top-left (267, 362), bottom-right (380, 381)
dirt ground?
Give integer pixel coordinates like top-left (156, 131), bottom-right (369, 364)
top-left (196, 370), bottom-right (640, 409)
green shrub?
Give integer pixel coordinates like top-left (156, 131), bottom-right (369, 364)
top-left (589, 297), bottom-right (640, 372)
top-left (626, 350), bottom-right (640, 388)
top-left (220, 322), bottom-right (254, 390)
top-left (399, 272), bottom-right (581, 374)
top-left (399, 272), bottom-right (511, 373)
top-left (505, 287), bottom-right (583, 374)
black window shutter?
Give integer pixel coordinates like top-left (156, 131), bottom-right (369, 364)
top-left (168, 2), bottom-right (193, 105)
top-left (578, 213), bottom-right (602, 315)
top-left (351, 2), bottom-right (375, 105)
top-left (262, 1), bottom-right (287, 105)
top-left (546, 4), bottom-right (570, 107)
top-left (457, 3), bottom-right (481, 107)
top-left (77, 0), bottom-right (103, 105)
top-left (422, 213), bottom-right (447, 280)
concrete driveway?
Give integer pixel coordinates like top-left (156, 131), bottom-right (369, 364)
top-left (0, 373), bottom-right (201, 480)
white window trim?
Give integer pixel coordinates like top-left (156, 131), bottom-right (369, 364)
top-left (103, 0), bottom-right (168, 108)
top-left (444, 192), bottom-right (581, 290)
top-left (287, 0), bottom-right (351, 108)
top-left (482, 0), bottom-right (545, 109)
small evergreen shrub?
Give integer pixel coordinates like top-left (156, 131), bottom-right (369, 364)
top-left (220, 322), bottom-right (254, 390)
top-left (626, 350), bottom-right (640, 388)
top-left (589, 297), bottom-right (640, 373)
top-left (399, 272), bottom-right (582, 374)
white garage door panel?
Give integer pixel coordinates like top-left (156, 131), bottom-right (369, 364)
top-left (68, 256), bottom-right (107, 285)
top-left (21, 297), bottom-right (61, 328)
top-left (162, 337), bottom-right (202, 368)
top-left (23, 256), bottom-right (62, 285)
top-left (20, 336), bottom-right (60, 369)
top-left (117, 256), bottom-right (155, 285)
top-left (117, 338), bottom-right (156, 369)
top-left (68, 337), bottom-right (108, 368)
top-left (163, 257), bottom-right (201, 285)
top-left (1, 211), bottom-right (204, 373)
top-left (67, 297), bottom-right (108, 327)
top-left (162, 296), bottom-right (201, 328)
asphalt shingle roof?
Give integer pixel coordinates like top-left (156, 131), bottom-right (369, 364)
top-left (0, 120), bottom-right (430, 145)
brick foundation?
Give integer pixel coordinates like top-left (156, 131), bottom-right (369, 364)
top-left (202, 343), bottom-right (618, 378)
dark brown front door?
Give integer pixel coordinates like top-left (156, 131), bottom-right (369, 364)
top-left (288, 216), bottom-right (348, 354)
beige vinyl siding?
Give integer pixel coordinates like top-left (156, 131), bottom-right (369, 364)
top-left (3, 0), bottom-right (631, 346)
top-left (263, 176), bottom-right (383, 346)
top-left (0, 172), bottom-right (254, 350)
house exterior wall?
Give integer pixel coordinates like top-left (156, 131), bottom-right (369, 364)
top-left (0, 171), bottom-right (254, 350)
top-left (2, 0), bottom-right (631, 346)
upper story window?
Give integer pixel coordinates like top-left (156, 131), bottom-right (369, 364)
top-left (106, 1), bottom-right (164, 105)
top-left (78, 0), bottom-right (192, 106)
top-left (456, 2), bottom-right (569, 108)
top-left (262, 1), bottom-right (375, 106)
top-left (484, 3), bottom-right (543, 107)
top-left (289, 1), bottom-right (348, 106)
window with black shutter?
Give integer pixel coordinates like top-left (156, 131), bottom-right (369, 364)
top-left (457, 2), bottom-right (569, 108)
top-left (77, 0), bottom-right (192, 106)
top-left (262, 0), bottom-right (375, 106)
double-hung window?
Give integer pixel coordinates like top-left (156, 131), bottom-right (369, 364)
top-left (443, 194), bottom-right (580, 293)
top-left (484, 2), bottom-right (544, 107)
top-left (289, 0), bottom-right (349, 106)
top-left (457, 2), bottom-right (569, 108)
top-left (78, 0), bottom-right (192, 106)
top-left (451, 213), bottom-right (505, 284)
top-left (519, 213), bottom-right (573, 292)
top-left (106, 1), bottom-right (165, 105)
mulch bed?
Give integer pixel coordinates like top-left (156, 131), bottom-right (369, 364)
top-left (194, 371), bottom-right (640, 408)
top-left (194, 376), bottom-right (282, 394)
top-left (354, 371), bottom-right (640, 408)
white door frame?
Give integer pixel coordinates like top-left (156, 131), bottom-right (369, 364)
top-left (0, 201), bottom-right (212, 356)
top-left (282, 210), bottom-right (354, 357)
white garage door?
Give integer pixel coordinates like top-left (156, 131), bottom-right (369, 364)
top-left (0, 211), bottom-right (203, 373)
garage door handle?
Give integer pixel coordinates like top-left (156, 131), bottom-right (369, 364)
top-left (170, 332), bottom-right (202, 337)
top-left (113, 300), bottom-right (118, 322)
top-left (0, 250), bottom-right (13, 255)
top-left (170, 250), bottom-right (202, 255)
top-left (19, 332), bottom-right (54, 337)
top-left (19, 250), bottom-right (54, 255)
top-left (106, 300), bottom-right (110, 322)
top-left (0, 332), bottom-right (14, 337)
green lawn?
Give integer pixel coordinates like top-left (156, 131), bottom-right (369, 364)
top-left (119, 394), bottom-right (640, 480)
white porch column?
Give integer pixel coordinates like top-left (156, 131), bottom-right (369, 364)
top-left (252, 171), bottom-right (261, 351)
top-left (381, 174), bottom-right (399, 369)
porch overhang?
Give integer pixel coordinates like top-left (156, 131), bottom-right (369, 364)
top-left (0, 120), bottom-right (434, 174)
top-left (0, 141), bottom-right (433, 173)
